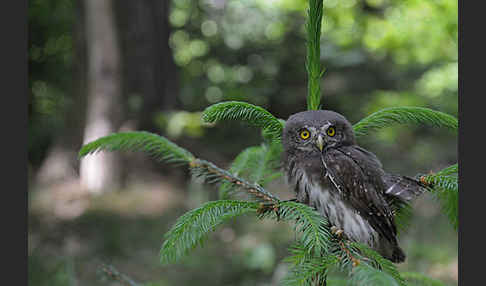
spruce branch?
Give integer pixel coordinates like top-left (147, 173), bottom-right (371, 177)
top-left (79, 131), bottom-right (195, 164)
top-left (418, 163), bottom-right (458, 191)
top-left (420, 174), bottom-right (458, 192)
top-left (306, 0), bottom-right (324, 110)
top-left (79, 131), bottom-right (280, 204)
top-left (338, 240), bottom-right (361, 268)
top-left (349, 263), bottom-right (401, 286)
top-left (391, 199), bottom-right (413, 235)
top-left (348, 242), bottom-right (406, 286)
top-left (219, 146), bottom-right (263, 199)
top-left (433, 182), bottom-right (458, 229)
top-left (400, 272), bottom-right (446, 286)
top-left (98, 264), bottom-right (140, 286)
top-left (219, 142), bottom-right (282, 200)
top-left (419, 164), bottom-right (458, 229)
top-left (257, 201), bottom-right (331, 256)
top-left (353, 107), bottom-right (458, 137)
top-left (191, 158), bottom-right (280, 203)
top-left (160, 200), bottom-right (259, 264)
top-left (202, 101), bottom-right (284, 143)
top-left (435, 163), bottom-right (458, 176)
top-left (282, 245), bottom-right (338, 286)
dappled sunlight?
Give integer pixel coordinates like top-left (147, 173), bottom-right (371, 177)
top-left (30, 175), bottom-right (186, 221)
top-left (29, 0), bottom-right (457, 284)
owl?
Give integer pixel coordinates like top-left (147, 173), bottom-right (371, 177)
top-left (282, 110), bottom-right (425, 263)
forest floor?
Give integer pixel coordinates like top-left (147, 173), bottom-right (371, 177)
top-left (28, 172), bottom-right (458, 286)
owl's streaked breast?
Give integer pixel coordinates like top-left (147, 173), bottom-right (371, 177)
top-left (285, 161), bottom-right (379, 247)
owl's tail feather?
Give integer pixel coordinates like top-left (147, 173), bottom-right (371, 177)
top-left (391, 246), bottom-right (406, 263)
top-left (383, 174), bottom-right (426, 202)
top-left (377, 238), bottom-right (406, 263)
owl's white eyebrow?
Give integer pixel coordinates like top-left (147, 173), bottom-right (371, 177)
top-left (320, 122), bottom-right (332, 130)
top-left (302, 125), bottom-right (316, 131)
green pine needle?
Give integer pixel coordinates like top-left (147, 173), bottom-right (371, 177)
top-left (353, 107), bottom-right (458, 137)
top-left (435, 163), bottom-right (458, 176)
top-left (202, 101), bottom-right (284, 143)
top-left (77, 2), bottom-right (456, 284)
top-left (258, 201), bottom-right (331, 256)
top-left (219, 142), bottom-right (282, 199)
top-left (79, 131), bottom-right (280, 203)
top-left (219, 146), bottom-right (263, 199)
top-left (421, 163), bottom-right (458, 229)
top-left (79, 131), bottom-right (195, 164)
top-left (283, 252), bottom-right (338, 286)
top-left (433, 181), bottom-right (458, 230)
top-left (306, 0), bottom-right (324, 110)
top-left (191, 159), bottom-right (280, 203)
top-left (423, 174), bottom-right (458, 192)
top-left (392, 199), bottom-right (413, 235)
top-left (160, 200), bottom-right (259, 264)
top-left (400, 272), bottom-right (446, 286)
top-left (349, 263), bottom-right (401, 286)
top-left (348, 242), bottom-right (406, 286)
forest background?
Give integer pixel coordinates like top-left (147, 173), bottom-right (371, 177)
top-left (28, 0), bottom-right (458, 285)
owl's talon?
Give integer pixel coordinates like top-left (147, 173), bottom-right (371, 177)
top-left (331, 226), bottom-right (345, 239)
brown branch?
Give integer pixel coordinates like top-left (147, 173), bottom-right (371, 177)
top-left (419, 174), bottom-right (434, 187)
top-left (190, 159), bottom-right (280, 203)
top-left (99, 264), bottom-right (140, 286)
top-left (338, 240), bottom-right (360, 268)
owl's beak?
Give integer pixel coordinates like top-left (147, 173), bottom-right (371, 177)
top-left (315, 135), bottom-right (325, 152)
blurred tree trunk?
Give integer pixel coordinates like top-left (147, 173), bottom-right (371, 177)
top-left (112, 0), bottom-right (180, 180)
top-left (114, 0), bottom-right (177, 132)
top-left (34, 0), bottom-right (87, 188)
top-left (79, 0), bottom-right (123, 193)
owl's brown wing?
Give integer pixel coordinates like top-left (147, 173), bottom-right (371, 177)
top-left (322, 146), bottom-right (397, 244)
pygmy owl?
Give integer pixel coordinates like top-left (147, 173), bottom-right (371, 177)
top-left (282, 110), bottom-right (425, 263)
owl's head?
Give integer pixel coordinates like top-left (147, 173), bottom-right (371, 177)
top-left (282, 110), bottom-right (356, 154)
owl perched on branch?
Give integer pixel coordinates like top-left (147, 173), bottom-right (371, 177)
top-left (282, 110), bottom-right (426, 263)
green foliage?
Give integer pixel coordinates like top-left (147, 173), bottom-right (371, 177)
top-left (79, 112), bottom-right (457, 284)
top-left (78, 131), bottom-right (195, 164)
top-left (28, 0), bottom-right (75, 167)
top-left (421, 164), bottom-right (459, 229)
top-left (306, 0), bottom-right (324, 111)
top-left (353, 107), bottom-right (458, 137)
top-left (202, 101), bottom-right (283, 143)
top-left (349, 263), bottom-right (401, 286)
top-left (423, 174), bottom-right (458, 193)
top-left (160, 200), bottom-right (259, 264)
top-left (348, 242), bottom-right (405, 285)
top-left (219, 142), bottom-right (282, 199)
top-left (29, 254), bottom-right (76, 286)
top-left (219, 146), bottom-right (263, 199)
top-left (392, 199), bottom-right (413, 235)
top-left (259, 201), bottom-right (332, 256)
top-left (282, 247), bottom-right (338, 286)
top-left (400, 272), bottom-right (446, 286)
top-left (77, 0), bottom-right (458, 285)
top-left (190, 158), bottom-right (280, 202)
top-left (435, 163), bottom-right (458, 176)
top-left (98, 264), bottom-right (140, 286)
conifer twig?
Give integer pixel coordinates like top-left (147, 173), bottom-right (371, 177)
top-left (190, 159), bottom-right (280, 203)
top-left (99, 264), bottom-right (140, 286)
top-left (306, 0), bottom-right (325, 110)
top-left (79, 131), bottom-right (281, 204)
top-left (338, 240), bottom-right (360, 268)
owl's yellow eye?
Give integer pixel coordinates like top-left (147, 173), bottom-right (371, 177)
top-left (327, 126), bottom-right (336, 137)
top-left (300, 129), bottom-right (310, 140)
